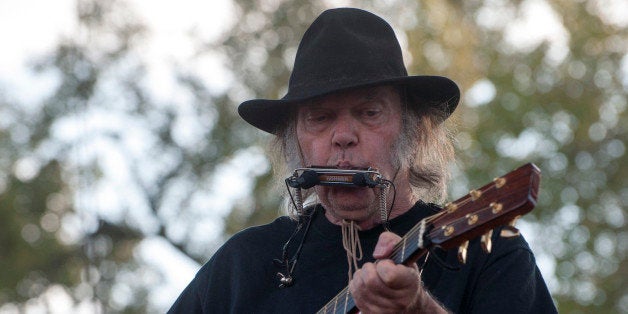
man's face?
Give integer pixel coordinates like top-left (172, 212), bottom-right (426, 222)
top-left (296, 86), bottom-right (404, 225)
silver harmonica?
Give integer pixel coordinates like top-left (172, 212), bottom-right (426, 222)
top-left (286, 166), bottom-right (383, 189)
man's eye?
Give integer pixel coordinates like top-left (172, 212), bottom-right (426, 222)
top-left (308, 114), bottom-right (328, 122)
top-left (364, 109), bottom-right (381, 117)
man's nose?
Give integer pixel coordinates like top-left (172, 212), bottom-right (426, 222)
top-left (331, 115), bottom-right (358, 148)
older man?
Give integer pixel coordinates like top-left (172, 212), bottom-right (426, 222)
top-left (169, 7), bottom-right (556, 313)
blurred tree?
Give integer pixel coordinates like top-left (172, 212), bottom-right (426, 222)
top-left (2, 0), bottom-right (334, 309)
top-left (1, 0), bottom-right (625, 313)
top-left (0, 113), bottom-right (79, 305)
top-left (2, 0), bottom-right (257, 311)
top-left (0, 0), bottom-right (148, 311)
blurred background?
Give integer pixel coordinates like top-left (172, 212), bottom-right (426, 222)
top-left (0, 0), bottom-right (626, 312)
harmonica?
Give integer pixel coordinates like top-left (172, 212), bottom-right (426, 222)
top-left (286, 166), bottom-right (383, 189)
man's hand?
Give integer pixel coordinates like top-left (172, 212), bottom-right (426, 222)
top-left (348, 232), bottom-right (448, 314)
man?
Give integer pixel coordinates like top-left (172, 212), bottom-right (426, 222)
top-left (169, 7), bottom-right (556, 313)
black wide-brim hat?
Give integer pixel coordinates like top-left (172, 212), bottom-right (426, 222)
top-left (238, 7), bottom-right (460, 134)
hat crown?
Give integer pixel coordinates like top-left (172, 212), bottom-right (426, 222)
top-left (237, 7), bottom-right (460, 134)
top-left (286, 8), bottom-right (407, 100)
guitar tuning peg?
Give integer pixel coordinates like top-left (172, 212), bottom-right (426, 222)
top-left (499, 215), bottom-right (522, 238)
top-left (481, 230), bottom-right (493, 253)
top-left (500, 225), bottom-right (520, 238)
top-left (508, 215), bottom-right (521, 227)
top-left (493, 176), bottom-right (506, 188)
top-left (457, 240), bottom-right (469, 264)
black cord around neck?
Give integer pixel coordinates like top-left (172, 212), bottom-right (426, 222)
top-left (273, 206), bottom-right (317, 288)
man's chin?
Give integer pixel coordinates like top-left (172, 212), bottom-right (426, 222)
top-left (322, 189), bottom-right (378, 219)
top-left (324, 203), bottom-right (381, 229)
top-left (328, 188), bottom-right (374, 205)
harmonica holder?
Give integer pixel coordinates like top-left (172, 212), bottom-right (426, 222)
top-left (285, 166), bottom-right (391, 229)
top-left (285, 167), bottom-right (384, 189)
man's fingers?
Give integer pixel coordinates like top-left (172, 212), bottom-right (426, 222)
top-left (376, 260), bottom-right (419, 289)
top-left (372, 231), bottom-right (402, 258)
top-left (354, 261), bottom-right (418, 296)
top-left (350, 265), bottom-right (388, 309)
top-left (350, 261), bottom-right (421, 313)
top-left (351, 232), bottom-right (423, 313)
top-left (352, 263), bottom-right (393, 297)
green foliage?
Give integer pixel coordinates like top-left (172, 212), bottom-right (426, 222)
top-left (0, 160), bottom-right (77, 302)
top-left (1, 0), bottom-right (625, 312)
top-left (2, 0), bottom-right (172, 311)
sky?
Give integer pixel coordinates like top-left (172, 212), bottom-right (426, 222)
top-left (0, 0), bottom-right (75, 107)
top-left (1, 0), bottom-right (626, 312)
top-left (0, 0), bottom-right (235, 106)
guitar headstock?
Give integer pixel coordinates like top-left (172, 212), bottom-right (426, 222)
top-left (427, 163), bottom-right (541, 262)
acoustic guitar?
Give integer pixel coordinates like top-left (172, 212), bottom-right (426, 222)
top-left (316, 163), bottom-right (541, 314)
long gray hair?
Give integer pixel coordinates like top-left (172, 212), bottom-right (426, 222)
top-left (269, 86), bottom-right (455, 217)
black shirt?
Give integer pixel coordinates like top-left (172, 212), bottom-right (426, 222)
top-left (168, 202), bottom-right (556, 313)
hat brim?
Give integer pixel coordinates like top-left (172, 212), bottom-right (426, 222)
top-left (238, 75), bottom-right (460, 134)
